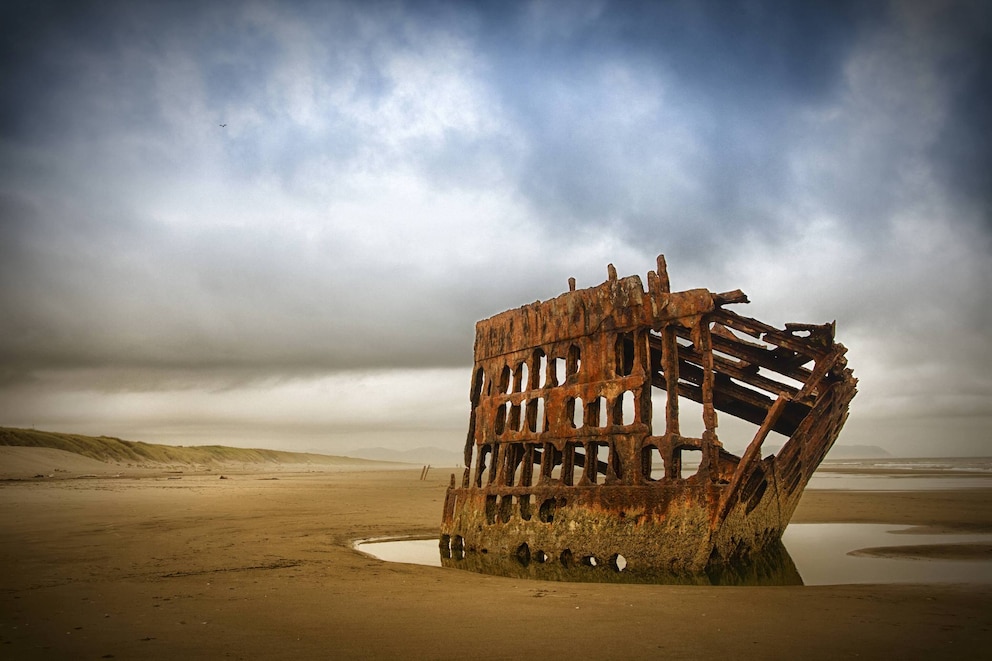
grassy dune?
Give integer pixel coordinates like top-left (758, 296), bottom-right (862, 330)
top-left (0, 427), bottom-right (388, 467)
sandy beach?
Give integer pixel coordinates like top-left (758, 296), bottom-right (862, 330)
top-left (1, 452), bottom-right (990, 659)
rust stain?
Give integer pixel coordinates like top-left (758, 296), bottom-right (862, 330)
top-left (440, 254), bottom-right (857, 575)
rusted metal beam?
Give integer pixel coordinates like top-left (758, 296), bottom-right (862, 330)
top-left (651, 333), bottom-right (802, 399)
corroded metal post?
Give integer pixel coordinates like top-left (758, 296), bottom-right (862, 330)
top-left (440, 255), bottom-right (857, 574)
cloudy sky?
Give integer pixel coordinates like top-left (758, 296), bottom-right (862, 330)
top-left (1, 0), bottom-right (989, 457)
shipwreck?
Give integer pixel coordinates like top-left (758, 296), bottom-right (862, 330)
top-left (440, 255), bottom-right (857, 577)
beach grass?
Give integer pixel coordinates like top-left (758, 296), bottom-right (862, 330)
top-left (0, 426), bottom-right (384, 467)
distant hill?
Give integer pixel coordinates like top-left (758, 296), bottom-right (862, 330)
top-left (825, 444), bottom-right (892, 458)
top-left (0, 427), bottom-right (391, 468)
top-left (763, 442), bottom-right (892, 459)
top-left (345, 446), bottom-right (464, 466)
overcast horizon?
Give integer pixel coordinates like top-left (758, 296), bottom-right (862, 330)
top-left (1, 1), bottom-right (989, 458)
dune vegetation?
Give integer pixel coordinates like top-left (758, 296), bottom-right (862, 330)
top-left (0, 426), bottom-right (387, 467)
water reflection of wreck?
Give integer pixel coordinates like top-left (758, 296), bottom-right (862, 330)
top-left (440, 538), bottom-right (803, 586)
top-left (440, 255), bottom-right (857, 575)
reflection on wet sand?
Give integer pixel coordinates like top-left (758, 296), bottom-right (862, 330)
top-left (439, 539), bottom-right (803, 586)
top-left (359, 520), bottom-right (992, 586)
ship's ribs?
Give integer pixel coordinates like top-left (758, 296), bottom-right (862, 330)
top-left (440, 254), bottom-right (857, 575)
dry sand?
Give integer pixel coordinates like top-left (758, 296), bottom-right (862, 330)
top-left (1, 453), bottom-right (990, 659)
top-left (0, 447), bottom-right (132, 479)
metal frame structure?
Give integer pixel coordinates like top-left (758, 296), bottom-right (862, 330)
top-left (440, 255), bottom-right (857, 574)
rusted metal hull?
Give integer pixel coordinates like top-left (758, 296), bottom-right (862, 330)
top-left (440, 255), bottom-right (857, 575)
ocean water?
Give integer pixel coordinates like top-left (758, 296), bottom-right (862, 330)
top-left (646, 456), bottom-right (992, 490)
top-left (809, 456), bottom-right (992, 491)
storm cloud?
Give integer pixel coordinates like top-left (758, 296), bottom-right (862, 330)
top-left (1, 0), bottom-right (989, 455)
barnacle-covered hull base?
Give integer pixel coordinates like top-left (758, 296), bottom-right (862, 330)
top-left (440, 255), bottom-right (857, 575)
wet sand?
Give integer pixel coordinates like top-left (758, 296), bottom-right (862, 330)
top-left (1, 462), bottom-right (990, 659)
top-left (849, 543), bottom-right (992, 561)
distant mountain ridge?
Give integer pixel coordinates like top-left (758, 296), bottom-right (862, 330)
top-left (345, 446), bottom-right (464, 466)
top-left (763, 443), bottom-right (892, 459)
top-left (825, 444), bottom-right (893, 458)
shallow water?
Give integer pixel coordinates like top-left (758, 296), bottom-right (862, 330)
top-left (806, 473), bottom-right (992, 491)
top-left (821, 457), bottom-right (992, 473)
top-left (356, 524), bottom-right (992, 586)
top-left (781, 524), bottom-right (992, 585)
